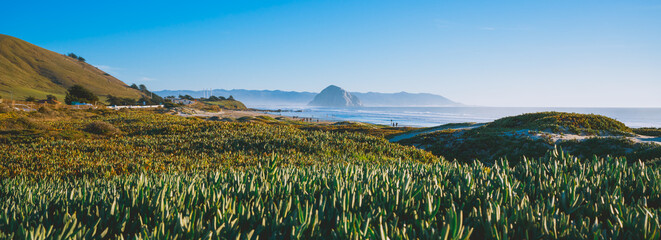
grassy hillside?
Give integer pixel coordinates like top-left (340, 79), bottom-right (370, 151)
top-left (203, 99), bottom-right (247, 109)
top-left (0, 34), bottom-right (145, 101)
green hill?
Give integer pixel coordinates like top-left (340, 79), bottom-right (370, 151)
top-left (484, 111), bottom-right (632, 135)
top-left (0, 34), bottom-right (144, 101)
top-left (202, 99), bottom-right (247, 109)
top-left (397, 112), bottom-right (660, 164)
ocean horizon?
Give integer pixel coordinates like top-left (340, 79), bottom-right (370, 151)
top-left (256, 106), bottom-right (661, 128)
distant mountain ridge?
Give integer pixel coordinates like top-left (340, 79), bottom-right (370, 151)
top-left (154, 89), bottom-right (317, 106)
top-left (0, 34), bottom-right (145, 100)
top-left (308, 85), bottom-right (362, 107)
top-left (155, 88), bottom-right (461, 107)
top-left (353, 92), bottom-right (457, 107)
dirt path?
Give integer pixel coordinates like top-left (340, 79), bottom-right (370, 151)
top-left (389, 123), bottom-right (485, 142)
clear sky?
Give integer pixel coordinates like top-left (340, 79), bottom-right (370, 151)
top-left (2, 0), bottom-right (660, 107)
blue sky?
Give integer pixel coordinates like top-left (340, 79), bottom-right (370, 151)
top-left (2, 0), bottom-right (660, 107)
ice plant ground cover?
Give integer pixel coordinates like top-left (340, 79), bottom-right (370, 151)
top-left (0, 109), bottom-right (659, 239)
top-left (1, 150), bottom-right (660, 239)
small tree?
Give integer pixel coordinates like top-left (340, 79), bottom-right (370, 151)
top-left (24, 96), bottom-right (36, 102)
top-left (139, 84), bottom-right (147, 92)
top-left (106, 95), bottom-right (120, 106)
top-left (130, 84), bottom-right (139, 90)
top-left (77, 56), bottom-right (86, 62)
top-left (228, 95), bottom-right (235, 101)
top-left (179, 95), bottom-right (194, 100)
top-left (46, 95), bottom-right (58, 102)
top-left (65, 85), bottom-right (99, 105)
top-left (67, 53), bottom-right (78, 59)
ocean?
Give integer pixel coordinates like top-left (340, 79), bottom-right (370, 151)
top-left (257, 106), bottom-right (661, 128)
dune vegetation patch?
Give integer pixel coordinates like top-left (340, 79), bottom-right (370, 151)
top-left (0, 116), bottom-right (48, 132)
top-left (398, 112), bottom-right (661, 164)
top-left (83, 121), bottom-right (121, 136)
top-left (634, 127), bottom-right (661, 137)
top-left (484, 111), bottom-right (632, 136)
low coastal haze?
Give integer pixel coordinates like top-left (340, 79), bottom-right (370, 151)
top-left (2, 0), bottom-right (660, 107)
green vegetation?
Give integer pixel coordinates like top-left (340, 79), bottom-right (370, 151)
top-left (1, 150), bottom-right (659, 239)
top-left (64, 85), bottom-right (99, 104)
top-left (399, 112), bottom-right (661, 164)
top-left (301, 121), bottom-right (416, 138)
top-left (0, 109), bottom-right (659, 239)
top-left (401, 130), bottom-right (551, 163)
top-left (0, 34), bottom-right (144, 101)
top-left (23, 96), bottom-right (36, 102)
top-left (560, 138), bottom-right (661, 163)
top-left (45, 94), bottom-right (58, 103)
top-left (485, 111), bottom-right (632, 136)
top-left (204, 115), bottom-right (415, 138)
top-left (83, 121), bottom-right (122, 135)
top-left (67, 52), bottom-right (86, 62)
top-left (198, 95), bottom-right (247, 110)
top-left (635, 127), bottom-right (661, 137)
top-left (202, 99), bottom-right (247, 110)
top-left (0, 109), bottom-right (434, 178)
top-left (106, 95), bottom-right (138, 105)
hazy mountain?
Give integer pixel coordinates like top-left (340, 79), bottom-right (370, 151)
top-left (155, 88), bottom-right (461, 108)
top-left (354, 92), bottom-right (459, 107)
top-left (308, 85), bottom-right (362, 107)
top-left (154, 89), bottom-right (316, 106)
top-left (0, 34), bottom-right (145, 100)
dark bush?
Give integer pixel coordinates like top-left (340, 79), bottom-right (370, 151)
top-left (65, 85), bottom-right (99, 104)
top-left (37, 106), bottom-right (54, 114)
top-left (83, 121), bottom-right (121, 135)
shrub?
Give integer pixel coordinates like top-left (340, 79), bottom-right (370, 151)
top-left (107, 95), bottom-right (137, 106)
top-left (45, 95), bottom-right (58, 103)
top-left (83, 121), bottom-right (120, 135)
top-left (38, 106), bottom-right (52, 114)
top-left (35, 106), bottom-right (58, 118)
top-left (65, 85), bottom-right (99, 104)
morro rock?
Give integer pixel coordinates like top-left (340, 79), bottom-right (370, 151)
top-left (308, 85), bottom-right (362, 107)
